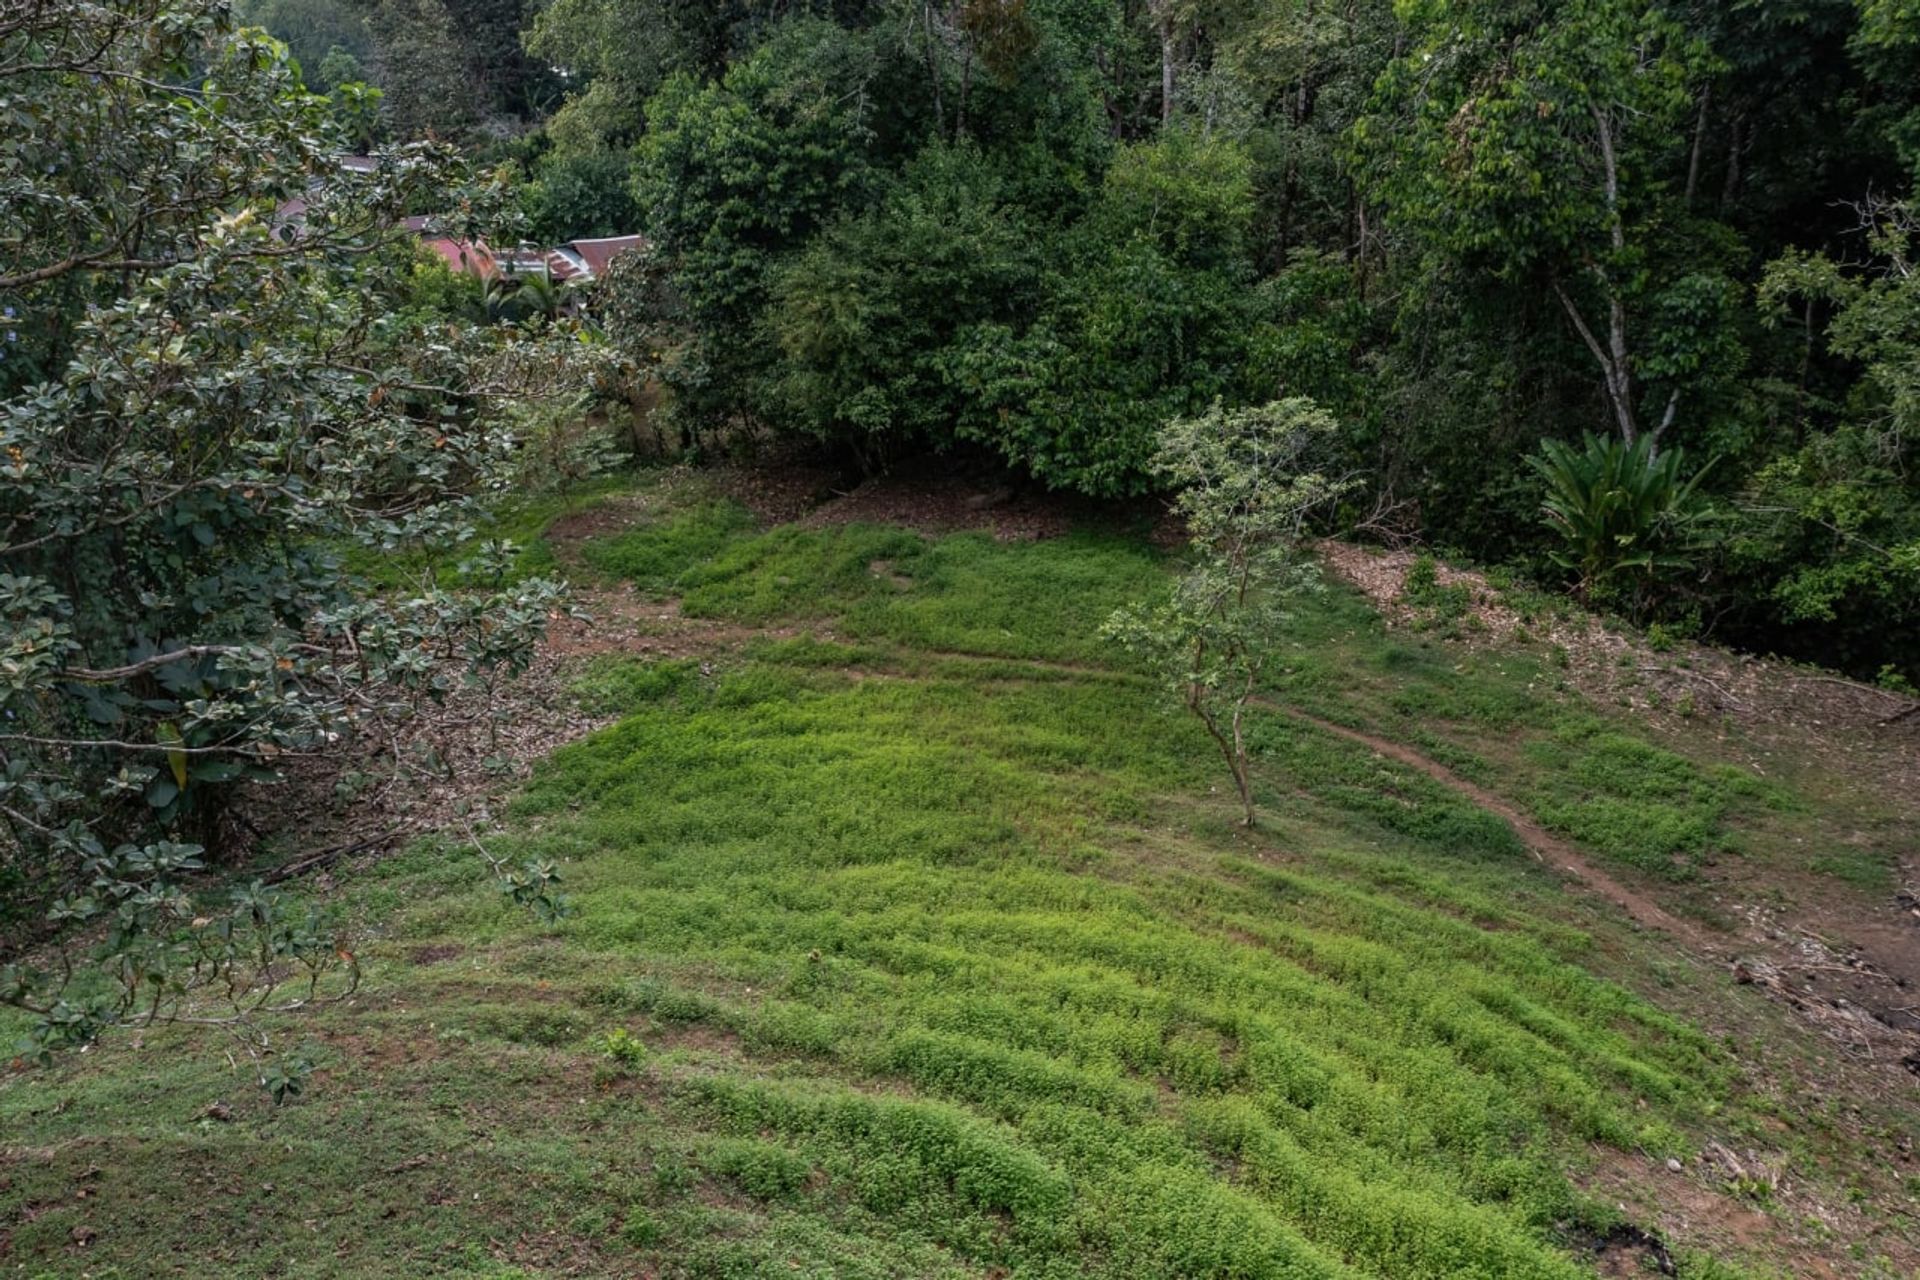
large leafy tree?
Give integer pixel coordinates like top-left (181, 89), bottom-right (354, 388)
top-left (366, 0), bottom-right (476, 136)
top-left (1, 0), bottom-right (572, 1072)
top-left (631, 19), bottom-right (882, 423)
top-left (766, 144), bottom-right (1040, 467)
top-left (1731, 196), bottom-right (1920, 668)
top-left (1358, 0), bottom-right (1734, 448)
top-left (944, 130), bottom-right (1269, 495)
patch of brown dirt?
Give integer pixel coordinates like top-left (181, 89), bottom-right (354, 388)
top-left (241, 632), bottom-right (615, 883)
top-left (542, 497), bottom-right (648, 553)
top-left (1577, 1146), bottom-right (1916, 1280)
top-left (542, 468), bottom-right (715, 560)
top-left (800, 465), bottom-right (1078, 541)
top-left (646, 1020), bottom-right (743, 1058)
top-left (709, 457), bottom-right (847, 526)
top-left (716, 453), bottom-right (1180, 543)
top-left (1564, 1220), bottom-right (1679, 1278)
top-left (544, 585), bottom-right (799, 662)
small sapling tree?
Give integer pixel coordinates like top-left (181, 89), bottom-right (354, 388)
top-left (1104, 398), bottom-right (1351, 827)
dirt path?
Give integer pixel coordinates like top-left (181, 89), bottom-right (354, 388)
top-left (1259, 700), bottom-right (1713, 948)
top-left (1315, 542), bottom-right (1920, 1065)
top-left (1316, 539), bottom-right (1920, 829)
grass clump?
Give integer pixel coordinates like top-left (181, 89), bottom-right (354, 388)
top-left (579, 498), bottom-right (757, 589)
top-left (1527, 724), bottom-right (1786, 879)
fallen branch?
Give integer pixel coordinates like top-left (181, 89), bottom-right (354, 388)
top-left (1637, 665), bottom-right (1748, 711)
top-left (1879, 701), bottom-right (1920, 728)
top-left (263, 831), bottom-right (401, 884)
top-left (1784, 672), bottom-right (1920, 725)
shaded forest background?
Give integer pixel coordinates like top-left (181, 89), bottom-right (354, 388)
top-left (245, 0), bottom-right (1920, 681)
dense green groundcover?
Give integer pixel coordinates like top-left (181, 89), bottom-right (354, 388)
top-left (1, 492), bottom-right (1827, 1278)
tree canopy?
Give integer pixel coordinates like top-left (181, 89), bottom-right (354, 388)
top-left (474, 0), bottom-right (1915, 678)
top-left (1, 0), bottom-right (584, 1074)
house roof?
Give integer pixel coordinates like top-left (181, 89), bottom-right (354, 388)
top-left (421, 236), bottom-right (498, 279)
top-left (567, 235), bottom-right (647, 277)
top-left (545, 247), bottom-right (590, 282)
top-left (273, 156), bottom-right (648, 286)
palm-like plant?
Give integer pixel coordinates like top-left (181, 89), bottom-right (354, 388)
top-left (485, 270), bottom-right (570, 325)
top-left (1529, 433), bottom-right (1717, 609)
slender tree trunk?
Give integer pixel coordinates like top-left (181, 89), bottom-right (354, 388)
top-left (1721, 113), bottom-right (1745, 208)
top-left (1553, 282), bottom-right (1637, 444)
top-left (921, 0), bottom-right (944, 137)
top-left (956, 42), bottom-right (973, 138)
top-left (1156, 2), bottom-right (1175, 124)
top-left (1278, 163), bottom-right (1297, 260)
top-left (1229, 681), bottom-right (1256, 828)
top-left (1796, 296), bottom-right (1815, 440)
top-left (1551, 107), bottom-right (1642, 445)
top-left (1649, 390), bottom-right (1679, 451)
top-left (1684, 84), bottom-right (1710, 205)
top-left (1278, 80), bottom-right (1310, 259)
top-left (1190, 687), bottom-right (1255, 827)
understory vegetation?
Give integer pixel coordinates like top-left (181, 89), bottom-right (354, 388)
top-left (4, 477), bottom-right (1909, 1277)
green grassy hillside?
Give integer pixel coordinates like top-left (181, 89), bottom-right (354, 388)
top-left (2, 479), bottom-right (1908, 1278)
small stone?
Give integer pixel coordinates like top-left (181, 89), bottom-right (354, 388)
top-left (1665, 1157), bottom-right (1683, 1173)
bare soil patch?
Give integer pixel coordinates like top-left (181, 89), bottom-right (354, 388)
top-left (1577, 1145), bottom-right (1918, 1280)
top-left (238, 635), bottom-right (614, 885)
top-left (714, 453), bottom-right (1179, 542)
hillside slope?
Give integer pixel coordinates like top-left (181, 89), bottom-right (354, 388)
top-left (2, 470), bottom-right (1914, 1279)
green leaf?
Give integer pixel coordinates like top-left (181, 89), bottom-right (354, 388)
top-left (156, 721), bottom-right (189, 789)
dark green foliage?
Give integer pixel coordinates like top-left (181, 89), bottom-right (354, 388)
top-left (366, 0), bottom-right (478, 137)
top-left (0, 0), bottom-right (588, 1070)
top-left (615, 16), bottom-right (1282, 494)
top-left (499, 0), bottom-right (1920, 676)
top-left (632, 20), bottom-right (881, 420)
top-left (248, 0), bottom-right (554, 129)
top-left (523, 148), bottom-right (643, 243)
top-left (239, 0), bottom-right (373, 82)
top-left (1529, 433), bottom-right (1717, 611)
top-left (767, 145), bottom-right (1040, 461)
top-left (945, 136), bottom-right (1269, 495)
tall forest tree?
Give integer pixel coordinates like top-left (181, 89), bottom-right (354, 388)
top-left (1358, 0), bottom-right (1736, 449)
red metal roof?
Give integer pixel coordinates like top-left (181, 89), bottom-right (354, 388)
top-left (567, 235), bottom-right (647, 277)
top-left (545, 248), bottom-right (590, 281)
top-left (422, 237), bottom-right (498, 279)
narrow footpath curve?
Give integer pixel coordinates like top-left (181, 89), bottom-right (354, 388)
top-left (1257, 699), bottom-right (1713, 950)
